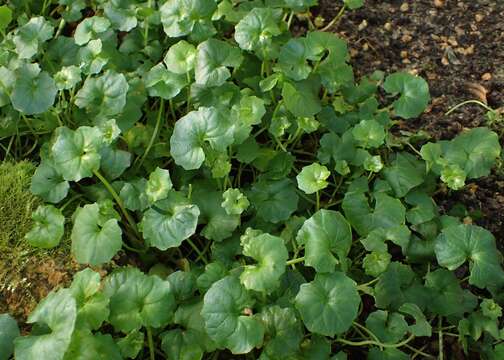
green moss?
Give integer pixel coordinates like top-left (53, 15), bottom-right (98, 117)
top-left (0, 161), bottom-right (40, 248)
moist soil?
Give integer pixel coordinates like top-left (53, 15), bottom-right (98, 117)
top-left (314, 0), bottom-right (504, 245)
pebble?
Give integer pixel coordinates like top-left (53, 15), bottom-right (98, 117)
top-left (482, 73), bottom-right (492, 81)
top-left (400, 2), bottom-right (409, 12)
top-left (384, 22), bottom-right (392, 31)
top-left (434, 0), bottom-right (444, 7)
top-left (401, 34), bottom-right (413, 43)
top-left (358, 19), bottom-right (368, 31)
top-left (475, 13), bottom-right (485, 22)
top-left (400, 50), bottom-right (408, 58)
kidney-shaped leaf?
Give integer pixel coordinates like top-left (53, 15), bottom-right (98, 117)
top-left (202, 276), bottom-right (264, 354)
top-left (240, 233), bottom-right (288, 293)
top-left (435, 224), bottom-right (504, 289)
top-left (103, 268), bottom-right (176, 333)
top-left (0, 314), bottom-right (19, 360)
top-left (30, 161), bottom-right (70, 203)
top-left (383, 72), bottom-right (430, 119)
top-left (195, 39), bottom-right (243, 87)
top-left (160, 0), bottom-right (216, 38)
top-left (13, 16), bottom-right (53, 58)
top-left (296, 210), bottom-right (352, 273)
top-left (25, 205), bottom-right (65, 249)
top-left (295, 272), bottom-right (360, 336)
top-left (164, 40), bottom-right (197, 74)
top-left (71, 202), bottom-right (122, 266)
top-left (296, 163), bottom-right (330, 194)
top-left (170, 107), bottom-right (234, 170)
top-left (248, 178), bottom-right (299, 223)
top-left (140, 191), bottom-right (200, 250)
top-left (14, 289), bottom-right (77, 360)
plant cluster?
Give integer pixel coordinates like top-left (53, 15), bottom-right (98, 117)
top-left (0, 0), bottom-right (503, 359)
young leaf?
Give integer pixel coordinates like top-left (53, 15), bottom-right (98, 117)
top-left (240, 233), bottom-right (288, 293)
top-left (296, 163), bottom-right (330, 194)
top-left (103, 268), bottom-right (176, 332)
top-left (352, 119), bottom-right (386, 149)
top-left (140, 191), bottom-right (200, 250)
top-left (164, 40), bottom-right (197, 74)
top-left (54, 65), bottom-right (82, 90)
top-left (0, 5), bottom-right (12, 34)
top-left (295, 272), bottom-right (360, 336)
top-left (14, 289), bottom-right (77, 360)
top-left (160, 0), bottom-right (217, 38)
top-left (434, 224), bottom-right (504, 289)
top-left (145, 167), bottom-right (173, 204)
top-left (25, 205), bottom-right (65, 249)
top-left (296, 210), bottom-right (352, 273)
top-left (71, 202), bottom-right (122, 266)
top-left (0, 314), bottom-right (19, 360)
top-left (222, 188), bottom-right (249, 215)
top-left (201, 276), bottom-right (265, 354)
top-left (170, 107), bottom-right (234, 170)
top-left (383, 72), bottom-right (430, 119)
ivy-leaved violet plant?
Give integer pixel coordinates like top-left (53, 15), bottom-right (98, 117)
top-left (0, 1), bottom-right (503, 359)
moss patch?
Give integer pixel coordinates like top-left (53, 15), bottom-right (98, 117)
top-left (0, 161), bottom-right (78, 321)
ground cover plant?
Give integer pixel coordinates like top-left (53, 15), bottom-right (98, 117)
top-left (0, 0), bottom-right (503, 359)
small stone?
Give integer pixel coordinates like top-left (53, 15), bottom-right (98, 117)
top-left (401, 34), bottom-right (412, 43)
top-left (362, 42), bottom-right (369, 51)
top-left (441, 56), bottom-right (449, 66)
top-left (482, 72), bottom-right (492, 81)
top-left (400, 50), bottom-right (408, 58)
top-left (475, 13), bottom-right (484, 22)
top-left (384, 22), bottom-right (392, 31)
top-left (358, 19), bottom-right (368, 31)
top-left (400, 2), bottom-right (409, 12)
top-left (434, 0), bottom-right (444, 7)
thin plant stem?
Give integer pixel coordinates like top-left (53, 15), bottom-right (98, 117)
top-left (186, 238), bottom-right (209, 265)
top-left (321, 5), bottom-right (346, 32)
top-left (438, 316), bottom-right (444, 360)
top-left (136, 98), bottom-right (164, 170)
top-left (335, 334), bottom-right (415, 349)
top-left (286, 257), bottom-right (305, 266)
top-left (445, 99), bottom-right (494, 116)
top-left (146, 327), bottom-right (155, 360)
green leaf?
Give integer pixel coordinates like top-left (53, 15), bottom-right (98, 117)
top-left (363, 251), bottom-right (391, 277)
top-left (481, 299), bottom-right (502, 320)
top-left (0, 314), bottom-right (19, 360)
top-left (103, 268), bottom-right (176, 332)
top-left (14, 289), bottom-right (77, 360)
top-left (259, 306), bottom-right (303, 359)
top-left (100, 148), bottom-right (131, 180)
top-left (140, 191), bottom-right (200, 250)
top-left (383, 153), bottom-right (425, 197)
top-left (14, 16), bottom-right (54, 58)
top-left (440, 164), bottom-right (465, 190)
top-left (119, 178), bottom-right (149, 211)
top-left (145, 167), bottom-right (173, 204)
top-left (71, 202), bottom-right (122, 266)
top-left (296, 163), bottom-right (330, 194)
top-left (144, 63), bottom-right (187, 99)
top-left (0, 5), bottom-right (13, 33)
top-left (234, 8), bottom-right (283, 59)
top-left (352, 119), bottom-right (386, 149)
top-left (398, 303), bottom-right (432, 337)
top-left (69, 269), bottom-right (109, 331)
top-left (282, 78), bottom-right (322, 117)
top-left (248, 178), bottom-right (299, 223)
top-left (170, 107), bottom-right (234, 170)
top-left (25, 205), bottom-right (65, 249)
top-left (202, 276), bottom-right (265, 354)
top-left (368, 348), bottom-right (409, 360)
top-left (160, 0), bottom-right (217, 38)
top-left (195, 39), bottom-right (243, 87)
top-left (383, 72), bottom-right (430, 119)
top-left (240, 233), bottom-right (288, 293)
top-left (11, 64), bottom-right (57, 115)
top-left (361, 225), bottom-right (411, 254)
top-left (164, 40), bottom-right (197, 74)
top-left (434, 224), bottom-right (504, 289)
top-left (343, 191), bottom-right (406, 236)
top-left (51, 126), bottom-right (103, 182)
top-left (424, 269), bottom-right (477, 318)
top-left (222, 188), bottom-right (249, 215)
top-left (277, 38), bottom-right (311, 81)
top-left (31, 161), bottom-right (70, 203)
top-left (54, 65), bottom-right (82, 90)
top-left (166, 271), bottom-right (197, 302)
top-left (116, 331), bottom-right (144, 359)
top-left (365, 310), bottom-right (408, 343)
top-left (63, 330), bottom-right (122, 360)
top-left (405, 191), bottom-right (437, 225)
top-left (295, 272), bottom-right (360, 336)
top-left (344, 0), bottom-right (364, 10)
top-left (75, 70), bottom-right (129, 118)
top-left (296, 210), bottom-right (352, 273)
top-left (161, 329), bottom-right (205, 360)
top-left (103, 0), bottom-right (138, 32)
top-left (231, 95), bottom-right (266, 144)
top-left (74, 16), bottom-right (110, 46)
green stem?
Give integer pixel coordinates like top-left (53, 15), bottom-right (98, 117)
top-left (93, 170), bottom-right (140, 238)
top-left (287, 11), bottom-right (295, 29)
top-left (143, 0), bottom-right (152, 48)
top-left (321, 5), bottom-right (346, 32)
top-left (146, 327), bottom-right (155, 360)
top-left (286, 256), bottom-right (305, 266)
top-left (335, 334), bottom-right (415, 349)
top-left (316, 191), bottom-right (320, 211)
top-left (169, 99), bottom-right (177, 122)
top-left (438, 317), bottom-right (444, 360)
top-left (186, 238), bottom-right (209, 265)
top-left (445, 99), bottom-right (494, 116)
top-left (59, 194), bottom-right (83, 212)
top-left (186, 72), bottom-right (192, 111)
top-left (357, 277), bottom-right (379, 291)
top-left (136, 99), bottom-right (164, 170)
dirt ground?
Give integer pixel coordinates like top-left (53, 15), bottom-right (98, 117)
top-left (314, 0), bottom-right (504, 244)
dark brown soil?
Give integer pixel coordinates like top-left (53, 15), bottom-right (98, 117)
top-left (315, 0), bottom-right (504, 243)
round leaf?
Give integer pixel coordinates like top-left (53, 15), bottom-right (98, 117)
top-left (25, 205), bottom-right (65, 249)
top-left (383, 72), bottom-right (430, 119)
top-left (195, 39), bottom-right (243, 87)
top-left (296, 163), bottom-right (330, 194)
top-left (295, 272), bottom-right (360, 336)
top-left (0, 314), bottom-right (19, 360)
top-left (164, 40), bottom-right (196, 74)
